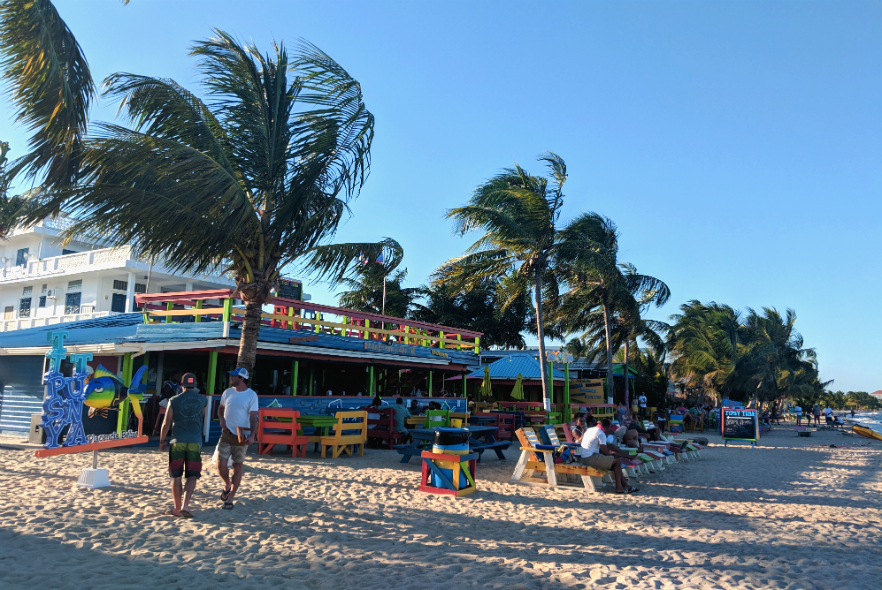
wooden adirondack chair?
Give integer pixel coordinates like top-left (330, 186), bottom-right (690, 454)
top-left (320, 411), bottom-right (368, 458)
top-left (510, 428), bottom-right (607, 493)
top-left (257, 408), bottom-right (309, 458)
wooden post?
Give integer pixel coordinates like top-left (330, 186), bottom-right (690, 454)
top-left (288, 306), bottom-right (294, 329)
top-left (403, 325), bottom-right (409, 345)
top-left (369, 366), bottom-right (375, 395)
top-left (564, 363), bottom-right (571, 422)
top-left (474, 337), bottom-right (480, 354)
top-left (548, 361), bottom-right (554, 408)
top-left (315, 311), bottom-right (321, 334)
top-left (429, 371), bottom-right (433, 396)
top-left (364, 319), bottom-right (370, 339)
top-left (462, 373), bottom-right (467, 398)
top-left (195, 299), bottom-right (203, 323)
top-left (166, 301), bottom-right (174, 324)
top-left (222, 298), bottom-right (232, 322)
top-left (439, 331), bottom-right (445, 349)
top-left (206, 350), bottom-right (218, 396)
top-left (457, 334), bottom-right (462, 351)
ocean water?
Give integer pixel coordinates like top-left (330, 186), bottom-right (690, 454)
top-left (850, 411), bottom-right (882, 435)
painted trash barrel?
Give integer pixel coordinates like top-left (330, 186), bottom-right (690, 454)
top-left (431, 427), bottom-right (470, 488)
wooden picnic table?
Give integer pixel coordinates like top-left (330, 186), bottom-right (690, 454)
top-left (405, 416), bottom-right (427, 428)
top-left (395, 425), bottom-right (510, 464)
top-left (468, 415), bottom-right (497, 425)
top-left (297, 414), bottom-right (340, 451)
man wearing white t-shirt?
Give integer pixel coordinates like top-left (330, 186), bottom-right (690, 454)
top-left (794, 405), bottom-right (803, 426)
top-left (638, 394), bottom-right (648, 419)
top-left (579, 417), bottom-right (638, 494)
top-left (217, 367), bottom-right (258, 509)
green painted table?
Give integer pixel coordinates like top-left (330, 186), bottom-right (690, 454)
top-left (297, 414), bottom-right (339, 451)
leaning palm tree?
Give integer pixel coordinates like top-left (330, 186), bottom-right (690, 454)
top-left (22, 31), bottom-right (392, 372)
top-left (434, 153), bottom-right (606, 410)
top-left (553, 216), bottom-right (670, 405)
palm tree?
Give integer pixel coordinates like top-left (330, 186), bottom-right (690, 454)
top-left (339, 260), bottom-right (419, 320)
top-left (434, 153), bottom-right (606, 410)
top-left (553, 216), bottom-right (670, 405)
top-left (667, 300), bottom-right (741, 405)
top-left (0, 0), bottom-right (94, 190)
top-left (410, 280), bottom-right (533, 349)
top-left (22, 31), bottom-right (390, 372)
top-left (0, 141), bottom-right (24, 237)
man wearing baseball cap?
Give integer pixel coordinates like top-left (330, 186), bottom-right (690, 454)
top-left (217, 367), bottom-right (258, 509)
top-left (159, 372), bottom-right (207, 518)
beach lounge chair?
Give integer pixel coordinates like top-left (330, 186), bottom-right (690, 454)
top-left (510, 428), bottom-right (608, 492)
top-left (257, 408), bottom-right (309, 458)
top-left (561, 423), bottom-right (643, 478)
top-left (320, 411), bottom-right (368, 458)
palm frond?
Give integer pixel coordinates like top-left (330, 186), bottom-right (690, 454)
top-left (0, 0), bottom-right (94, 188)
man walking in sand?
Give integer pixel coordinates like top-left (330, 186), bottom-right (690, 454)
top-left (159, 372), bottom-right (208, 518)
top-left (217, 367), bottom-right (258, 510)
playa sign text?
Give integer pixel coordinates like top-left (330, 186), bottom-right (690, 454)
top-left (35, 331), bottom-right (149, 458)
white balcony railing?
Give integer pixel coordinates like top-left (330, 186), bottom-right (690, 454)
top-left (0, 245), bottom-right (231, 284)
top-left (0, 310), bottom-right (118, 332)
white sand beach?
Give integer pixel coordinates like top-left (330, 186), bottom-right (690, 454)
top-left (1, 428), bottom-right (880, 590)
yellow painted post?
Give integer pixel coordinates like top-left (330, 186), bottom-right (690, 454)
top-left (315, 311), bottom-right (321, 333)
top-left (195, 299), bottom-right (203, 322)
top-left (474, 337), bottom-right (480, 354)
top-left (440, 331), bottom-right (445, 349)
top-left (457, 334), bottom-right (462, 351)
top-left (222, 298), bottom-right (233, 322)
top-left (403, 325), bottom-right (409, 345)
top-left (288, 306), bottom-right (294, 329)
top-left (364, 319), bottom-right (370, 339)
top-left (166, 301), bottom-right (174, 324)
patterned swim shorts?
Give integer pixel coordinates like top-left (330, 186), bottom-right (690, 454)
top-left (168, 442), bottom-right (203, 479)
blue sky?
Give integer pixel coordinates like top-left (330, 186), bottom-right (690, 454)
top-left (2, 1), bottom-right (880, 391)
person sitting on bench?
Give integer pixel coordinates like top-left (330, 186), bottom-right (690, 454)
top-left (580, 417), bottom-right (637, 494)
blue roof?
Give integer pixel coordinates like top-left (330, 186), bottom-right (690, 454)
top-left (0, 314), bottom-right (477, 367)
top-left (467, 354), bottom-right (565, 381)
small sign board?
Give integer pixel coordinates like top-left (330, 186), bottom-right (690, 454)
top-left (721, 407), bottom-right (759, 446)
top-left (277, 278), bottom-right (302, 300)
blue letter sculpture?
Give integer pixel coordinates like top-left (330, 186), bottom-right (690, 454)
top-left (40, 331), bottom-right (92, 449)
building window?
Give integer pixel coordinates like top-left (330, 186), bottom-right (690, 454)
top-left (111, 293), bottom-right (128, 313)
top-left (16, 248), bottom-right (28, 266)
top-left (19, 297), bottom-right (31, 318)
top-left (113, 280), bottom-right (128, 291)
top-left (64, 292), bottom-right (81, 314)
top-left (134, 283), bottom-right (147, 294)
top-left (23, 286), bottom-right (33, 296)
top-left (38, 296), bottom-right (46, 308)
top-left (41, 284), bottom-right (47, 294)
top-left (67, 280), bottom-right (82, 291)
top-left (61, 249), bottom-right (77, 255)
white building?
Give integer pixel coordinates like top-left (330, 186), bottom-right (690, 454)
top-left (0, 217), bottom-right (236, 331)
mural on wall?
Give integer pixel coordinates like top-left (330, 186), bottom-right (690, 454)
top-left (39, 331), bottom-right (146, 452)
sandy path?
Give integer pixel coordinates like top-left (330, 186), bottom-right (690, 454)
top-left (1, 427), bottom-right (880, 589)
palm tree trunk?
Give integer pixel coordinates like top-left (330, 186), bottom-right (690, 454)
top-left (602, 300), bottom-right (615, 404)
top-left (534, 273), bottom-right (551, 411)
top-left (236, 300), bottom-right (264, 373)
top-left (623, 337), bottom-right (631, 411)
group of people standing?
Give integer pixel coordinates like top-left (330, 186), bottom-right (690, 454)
top-left (159, 367), bottom-right (258, 517)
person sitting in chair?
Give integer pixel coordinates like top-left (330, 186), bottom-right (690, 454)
top-left (579, 416), bottom-right (637, 494)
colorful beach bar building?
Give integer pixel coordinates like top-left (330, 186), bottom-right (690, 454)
top-left (0, 289), bottom-right (481, 438)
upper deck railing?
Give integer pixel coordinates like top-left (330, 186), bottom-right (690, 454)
top-left (135, 289), bottom-right (482, 354)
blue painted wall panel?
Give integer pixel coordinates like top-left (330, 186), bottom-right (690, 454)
top-left (0, 355), bottom-right (44, 435)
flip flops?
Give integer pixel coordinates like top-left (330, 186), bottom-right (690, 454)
top-left (222, 501), bottom-right (234, 510)
top-left (180, 510), bottom-right (194, 519)
top-left (163, 509), bottom-right (183, 518)
top-left (220, 488), bottom-right (231, 501)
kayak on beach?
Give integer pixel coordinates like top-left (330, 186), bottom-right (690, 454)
top-left (852, 425), bottom-right (882, 441)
